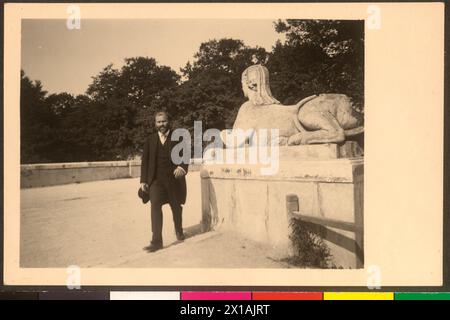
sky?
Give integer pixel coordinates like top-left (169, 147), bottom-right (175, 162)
top-left (21, 19), bottom-right (285, 95)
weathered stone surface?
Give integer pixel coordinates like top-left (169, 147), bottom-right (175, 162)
top-left (201, 157), bottom-right (364, 268)
top-left (20, 160), bottom-right (200, 188)
top-left (204, 141), bottom-right (362, 164)
top-left (201, 157), bottom-right (363, 183)
top-left (233, 64), bottom-right (364, 146)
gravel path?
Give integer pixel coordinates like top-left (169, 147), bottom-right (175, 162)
top-left (20, 175), bottom-right (289, 268)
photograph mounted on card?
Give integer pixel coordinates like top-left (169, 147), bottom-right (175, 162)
top-left (3, 2), bottom-right (444, 287)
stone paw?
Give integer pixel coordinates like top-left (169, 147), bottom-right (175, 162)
top-left (287, 133), bottom-right (304, 146)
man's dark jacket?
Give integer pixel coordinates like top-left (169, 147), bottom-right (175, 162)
top-left (140, 132), bottom-right (189, 204)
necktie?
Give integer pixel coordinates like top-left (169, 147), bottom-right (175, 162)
top-left (161, 133), bottom-right (167, 144)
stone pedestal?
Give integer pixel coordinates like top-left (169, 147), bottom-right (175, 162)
top-left (200, 142), bottom-right (364, 268)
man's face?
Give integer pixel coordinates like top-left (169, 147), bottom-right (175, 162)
top-left (155, 114), bottom-right (170, 134)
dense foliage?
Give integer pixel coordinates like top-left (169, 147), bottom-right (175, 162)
top-left (21, 20), bottom-right (363, 163)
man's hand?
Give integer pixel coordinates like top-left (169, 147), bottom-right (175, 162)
top-left (140, 183), bottom-right (148, 192)
top-left (173, 166), bottom-right (187, 179)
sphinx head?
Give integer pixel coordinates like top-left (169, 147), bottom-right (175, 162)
top-left (241, 64), bottom-right (280, 106)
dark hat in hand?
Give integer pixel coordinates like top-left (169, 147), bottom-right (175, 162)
top-left (138, 187), bottom-right (150, 204)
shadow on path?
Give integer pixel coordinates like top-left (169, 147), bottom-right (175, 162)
top-left (162, 223), bottom-right (204, 249)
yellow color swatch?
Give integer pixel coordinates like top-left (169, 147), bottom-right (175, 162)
top-left (324, 292), bottom-right (394, 300)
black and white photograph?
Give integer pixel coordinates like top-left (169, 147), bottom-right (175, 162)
top-left (18, 15), bottom-right (365, 270)
top-left (3, 3), bottom-right (443, 286)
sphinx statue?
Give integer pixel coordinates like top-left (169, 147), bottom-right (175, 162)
top-left (227, 64), bottom-right (364, 146)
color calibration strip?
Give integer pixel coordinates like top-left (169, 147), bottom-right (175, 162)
top-left (103, 291), bottom-right (450, 300)
top-left (3, 291), bottom-right (449, 300)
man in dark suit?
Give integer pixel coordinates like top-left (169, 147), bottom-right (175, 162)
top-left (140, 111), bottom-right (189, 252)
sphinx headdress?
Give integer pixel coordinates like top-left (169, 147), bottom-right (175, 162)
top-left (241, 64), bottom-right (280, 106)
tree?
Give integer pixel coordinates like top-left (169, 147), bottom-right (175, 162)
top-left (268, 19), bottom-right (364, 111)
top-left (20, 70), bottom-right (60, 163)
top-left (20, 21), bottom-right (365, 163)
top-left (177, 39), bottom-right (269, 130)
top-left (53, 94), bottom-right (99, 162)
top-left (45, 92), bottom-right (76, 115)
top-left (182, 39), bottom-right (267, 81)
top-left (85, 64), bottom-right (121, 103)
top-left (85, 57), bottom-right (180, 159)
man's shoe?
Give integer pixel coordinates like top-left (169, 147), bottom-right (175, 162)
top-left (176, 232), bottom-right (185, 241)
top-left (144, 243), bottom-right (163, 252)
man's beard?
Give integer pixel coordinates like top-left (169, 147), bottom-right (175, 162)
top-left (158, 125), bottom-right (169, 133)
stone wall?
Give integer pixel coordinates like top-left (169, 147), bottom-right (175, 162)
top-left (21, 159), bottom-right (202, 188)
top-left (200, 146), bottom-right (364, 269)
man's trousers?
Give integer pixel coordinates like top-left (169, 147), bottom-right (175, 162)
top-left (148, 178), bottom-right (183, 245)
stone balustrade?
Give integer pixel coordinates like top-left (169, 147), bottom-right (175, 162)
top-left (20, 159), bottom-right (202, 188)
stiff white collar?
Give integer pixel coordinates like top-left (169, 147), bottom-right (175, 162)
top-left (158, 130), bottom-right (170, 144)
